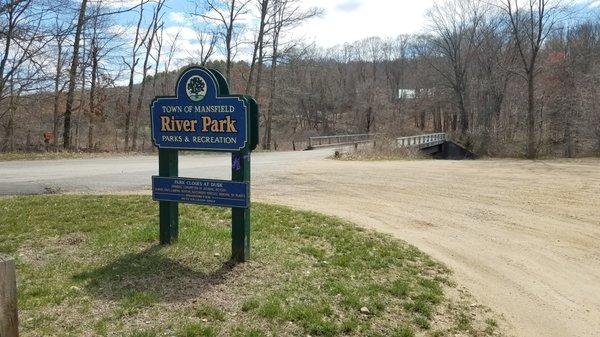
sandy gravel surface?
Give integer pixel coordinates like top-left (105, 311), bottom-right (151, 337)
top-left (1, 152), bottom-right (599, 337)
top-left (254, 158), bottom-right (600, 337)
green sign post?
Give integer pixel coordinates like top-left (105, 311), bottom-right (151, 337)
top-left (150, 67), bottom-right (259, 262)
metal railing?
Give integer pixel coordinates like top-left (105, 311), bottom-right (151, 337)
top-left (307, 133), bottom-right (378, 149)
top-left (396, 133), bottom-right (446, 148)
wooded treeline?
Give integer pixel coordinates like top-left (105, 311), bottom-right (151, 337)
top-left (1, 0), bottom-right (600, 157)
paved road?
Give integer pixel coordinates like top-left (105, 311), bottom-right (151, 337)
top-left (0, 150), bottom-right (329, 195)
top-left (1, 152), bottom-right (600, 337)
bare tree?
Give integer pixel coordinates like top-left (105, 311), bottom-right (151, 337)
top-left (245, 0), bottom-right (270, 95)
top-left (1, 63), bottom-right (45, 151)
top-left (194, 0), bottom-right (251, 83)
top-left (85, 1), bottom-right (121, 150)
top-left (47, 13), bottom-right (73, 148)
top-left (132, 0), bottom-right (165, 151)
top-left (382, 35), bottom-right (411, 124)
top-left (472, 11), bottom-right (512, 155)
top-left (188, 27), bottom-right (218, 66)
top-left (61, 0), bottom-right (88, 149)
top-left (160, 28), bottom-right (180, 94)
top-left (262, 0), bottom-right (321, 149)
top-left (59, 0), bottom-right (148, 149)
top-left (360, 37), bottom-right (384, 132)
top-left (123, 0), bottom-right (151, 150)
top-left (0, 0), bottom-right (47, 102)
top-left (425, 0), bottom-right (484, 139)
top-left (151, 26), bottom-right (181, 96)
top-left (151, 24), bottom-right (164, 96)
top-left (497, 0), bottom-right (567, 158)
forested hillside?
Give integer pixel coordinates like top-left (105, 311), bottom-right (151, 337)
top-left (2, 0), bottom-right (600, 157)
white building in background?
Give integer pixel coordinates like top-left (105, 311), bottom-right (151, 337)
top-left (398, 89), bottom-right (416, 100)
top-left (398, 88), bottom-right (435, 100)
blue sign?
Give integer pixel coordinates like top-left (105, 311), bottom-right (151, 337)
top-left (152, 176), bottom-right (249, 208)
top-left (150, 67), bottom-right (248, 151)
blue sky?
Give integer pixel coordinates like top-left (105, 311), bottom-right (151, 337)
top-left (112, 0), bottom-right (434, 49)
top-left (103, 0), bottom-right (435, 74)
top-left (160, 0), bottom-right (435, 45)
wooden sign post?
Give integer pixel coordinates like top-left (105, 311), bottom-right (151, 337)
top-left (150, 67), bottom-right (259, 262)
top-left (0, 255), bottom-right (18, 337)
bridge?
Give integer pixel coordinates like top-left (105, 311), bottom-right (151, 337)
top-left (306, 134), bottom-right (378, 150)
top-left (396, 133), bottom-right (446, 150)
top-left (306, 132), bottom-right (475, 159)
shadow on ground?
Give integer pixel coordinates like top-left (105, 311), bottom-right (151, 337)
top-left (73, 245), bottom-right (236, 302)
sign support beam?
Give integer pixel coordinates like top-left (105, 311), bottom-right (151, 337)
top-left (231, 150), bottom-right (251, 262)
top-left (158, 148), bottom-right (179, 244)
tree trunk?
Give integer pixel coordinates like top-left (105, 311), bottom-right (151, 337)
top-left (263, 22), bottom-right (279, 150)
top-left (76, 41), bottom-right (87, 153)
top-left (245, 0), bottom-right (268, 95)
top-left (152, 29), bottom-right (163, 96)
top-left (253, 40), bottom-right (265, 102)
top-left (88, 40), bottom-right (98, 150)
top-left (26, 130), bottom-right (31, 150)
top-left (366, 106), bottom-right (374, 132)
top-left (456, 88), bottom-right (468, 137)
top-left (62, 0), bottom-right (88, 150)
top-left (6, 83), bottom-right (15, 152)
top-left (74, 117), bottom-right (80, 151)
top-left (264, 58), bottom-right (276, 149)
top-left (225, 0), bottom-right (236, 83)
top-left (6, 117), bottom-right (14, 152)
top-left (133, 1), bottom-right (162, 150)
top-left (526, 72), bottom-right (536, 159)
top-left (124, 0), bottom-right (147, 151)
top-left (124, 67), bottom-right (135, 151)
top-left (132, 46), bottom-right (153, 150)
top-left (131, 74), bottom-right (147, 150)
top-left (480, 90), bottom-right (493, 156)
top-left (451, 111), bottom-right (457, 132)
top-left (53, 43), bottom-right (63, 149)
top-left (564, 120), bottom-right (573, 158)
top-left (434, 107), bottom-right (442, 132)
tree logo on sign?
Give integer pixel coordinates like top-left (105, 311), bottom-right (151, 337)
top-left (186, 75), bottom-right (207, 102)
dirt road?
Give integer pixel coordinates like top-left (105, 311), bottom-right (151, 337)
top-left (254, 157), bottom-right (600, 337)
top-left (1, 153), bottom-right (599, 336)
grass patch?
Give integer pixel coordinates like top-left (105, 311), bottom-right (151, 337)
top-left (117, 291), bottom-right (158, 316)
top-left (392, 326), bottom-right (415, 337)
top-left (0, 151), bottom-right (132, 161)
top-left (241, 298), bottom-right (260, 312)
top-left (130, 330), bottom-right (158, 337)
top-left (484, 318), bottom-right (498, 334)
top-left (196, 303), bottom-right (226, 321)
top-left (0, 195), bottom-right (501, 336)
top-left (178, 323), bottom-right (218, 337)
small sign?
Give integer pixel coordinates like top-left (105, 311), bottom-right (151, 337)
top-left (152, 176), bottom-right (249, 208)
top-left (43, 132), bottom-right (54, 142)
top-left (150, 68), bottom-right (248, 152)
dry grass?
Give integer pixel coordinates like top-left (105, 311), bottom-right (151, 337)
top-left (0, 151), bottom-right (149, 162)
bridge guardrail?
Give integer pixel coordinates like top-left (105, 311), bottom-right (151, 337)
top-left (396, 133), bottom-right (446, 149)
top-left (307, 133), bottom-right (378, 149)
